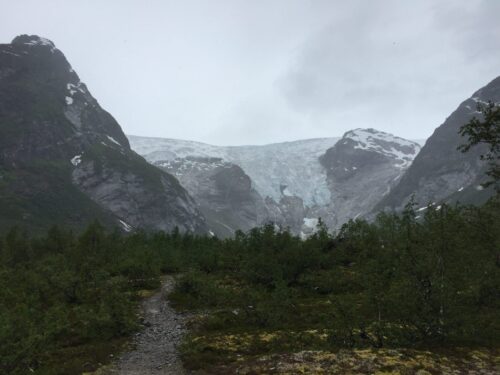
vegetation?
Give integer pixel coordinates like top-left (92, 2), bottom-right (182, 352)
top-left (1, 196), bottom-right (498, 373)
top-left (459, 101), bottom-right (500, 189)
top-left (0, 223), bottom-right (162, 374)
top-left (1, 113), bottom-right (499, 374)
top-left (168, 200), bottom-right (500, 372)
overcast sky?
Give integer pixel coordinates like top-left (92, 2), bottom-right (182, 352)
top-left (1, 0), bottom-right (499, 145)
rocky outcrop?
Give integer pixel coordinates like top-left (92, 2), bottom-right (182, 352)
top-left (265, 192), bottom-right (306, 234)
top-left (316, 129), bottom-right (421, 228)
top-left (154, 157), bottom-right (268, 237)
top-left (375, 77), bottom-right (500, 212)
top-left (0, 35), bottom-right (206, 233)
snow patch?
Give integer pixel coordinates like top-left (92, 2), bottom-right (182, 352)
top-left (23, 37), bottom-right (57, 52)
top-left (472, 97), bottom-right (488, 105)
top-left (343, 128), bottom-right (420, 168)
top-left (458, 186), bottom-right (464, 192)
top-left (65, 96), bottom-right (73, 105)
top-left (303, 217), bottom-right (319, 229)
top-left (70, 155), bottom-right (82, 166)
top-left (119, 219), bottom-right (133, 232)
top-left (106, 135), bottom-right (122, 146)
top-left (157, 157), bottom-right (229, 177)
top-left (67, 82), bottom-right (85, 96)
top-left (476, 185), bottom-right (484, 191)
top-left (282, 186), bottom-right (293, 197)
top-left (1, 50), bottom-right (20, 57)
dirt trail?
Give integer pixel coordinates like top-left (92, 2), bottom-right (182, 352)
top-left (104, 275), bottom-right (187, 375)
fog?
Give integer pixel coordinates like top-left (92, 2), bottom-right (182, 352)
top-left (1, 0), bottom-right (499, 145)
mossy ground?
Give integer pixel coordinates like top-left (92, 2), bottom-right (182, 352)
top-left (174, 273), bottom-right (499, 374)
top-left (181, 327), bottom-right (499, 374)
top-left (219, 348), bottom-right (499, 374)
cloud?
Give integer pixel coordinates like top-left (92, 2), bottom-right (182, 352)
top-left (276, 0), bottom-right (500, 139)
top-left (1, 0), bottom-right (499, 144)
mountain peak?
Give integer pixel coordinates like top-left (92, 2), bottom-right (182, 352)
top-left (341, 128), bottom-right (420, 168)
top-left (0, 34), bottom-right (207, 233)
top-left (11, 34), bottom-right (57, 52)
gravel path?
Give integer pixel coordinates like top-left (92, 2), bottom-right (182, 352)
top-left (104, 275), bottom-right (187, 375)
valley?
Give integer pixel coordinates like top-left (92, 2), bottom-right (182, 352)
top-left (0, 29), bottom-right (499, 375)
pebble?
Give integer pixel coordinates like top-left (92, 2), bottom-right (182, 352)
top-left (102, 276), bottom-right (187, 375)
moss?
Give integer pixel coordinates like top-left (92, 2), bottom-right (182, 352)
top-left (136, 289), bottom-right (157, 299)
top-left (181, 330), bottom-right (500, 374)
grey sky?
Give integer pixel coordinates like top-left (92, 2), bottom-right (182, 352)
top-left (1, 0), bottom-right (499, 145)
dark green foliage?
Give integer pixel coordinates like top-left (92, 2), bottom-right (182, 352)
top-left (459, 101), bottom-right (500, 189)
top-left (165, 198), bottom-right (499, 369)
top-left (1, 196), bottom-right (499, 373)
top-left (0, 223), bottom-right (161, 374)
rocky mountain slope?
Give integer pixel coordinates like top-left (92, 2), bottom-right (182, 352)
top-left (375, 76), bottom-right (500, 212)
top-left (130, 130), bottom-right (421, 235)
top-left (154, 157), bottom-right (268, 237)
top-left (315, 128), bottom-right (421, 229)
top-left (129, 136), bottom-right (341, 236)
top-left (0, 35), bottom-right (206, 233)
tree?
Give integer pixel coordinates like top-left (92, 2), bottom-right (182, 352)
top-left (458, 101), bottom-right (500, 189)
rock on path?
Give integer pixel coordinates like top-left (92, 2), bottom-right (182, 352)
top-left (104, 275), bottom-right (187, 375)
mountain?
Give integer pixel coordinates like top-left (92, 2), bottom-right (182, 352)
top-left (376, 77), bottom-right (500, 212)
top-left (129, 136), bottom-right (340, 206)
top-left (129, 136), bottom-right (341, 236)
top-left (154, 157), bottom-right (268, 237)
top-left (312, 128), bottom-right (421, 228)
top-left (0, 35), bottom-right (206, 233)
top-left (130, 130), bottom-right (420, 235)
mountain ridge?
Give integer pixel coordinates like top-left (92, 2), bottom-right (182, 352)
top-left (0, 34), bottom-right (206, 233)
top-left (375, 76), bottom-right (500, 212)
top-left (129, 135), bottom-right (341, 206)
top-left (130, 128), bottom-right (422, 235)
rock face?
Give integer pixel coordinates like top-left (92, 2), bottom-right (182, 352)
top-left (130, 130), bottom-right (420, 234)
top-left (154, 157), bottom-right (268, 237)
top-left (316, 129), bottom-right (421, 228)
top-left (265, 193), bottom-right (307, 235)
top-left (376, 77), bottom-right (500, 212)
top-left (0, 35), bottom-right (206, 233)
